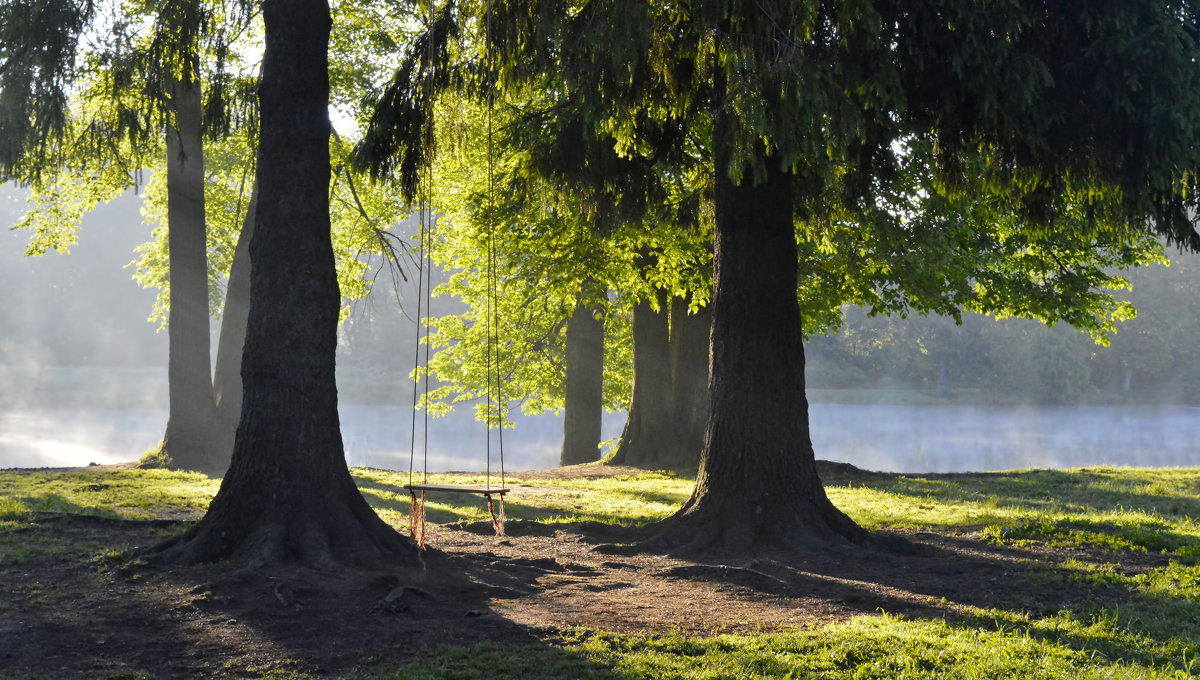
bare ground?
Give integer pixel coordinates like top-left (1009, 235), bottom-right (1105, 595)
top-left (0, 462), bottom-right (1165, 679)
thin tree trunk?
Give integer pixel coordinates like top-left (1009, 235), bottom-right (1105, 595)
top-left (560, 284), bottom-right (604, 466)
top-left (608, 289), bottom-right (677, 467)
top-left (668, 294), bottom-right (709, 470)
top-left (150, 0), bottom-right (417, 568)
top-left (160, 73), bottom-right (219, 474)
top-left (210, 185), bottom-right (256, 469)
top-left (650, 114), bottom-right (867, 552)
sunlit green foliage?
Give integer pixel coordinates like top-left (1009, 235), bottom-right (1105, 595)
top-left (131, 127), bottom-right (256, 323)
top-left (463, 0), bottom-right (1183, 345)
top-left (416, 93), bottom-right (641, 424)
top-left (805, 251), bottom-right (1200, 404)
top-left (6, 0), bottom-right (259, 248)
top-left (7, 1), bottom-right (421, 328)
top-left (351, 0), bottom-right (1188, 436)
top-left (355, 7), bottom-right (717, 426)
top-left (127, 127), bottom-right (412, 326)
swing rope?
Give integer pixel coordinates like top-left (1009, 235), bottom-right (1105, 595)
top-left (485, 0), bottom-right (507, 515)
top-left (405, 0), bottom-right (507, 548)
top-left (406, 0), bottom-right (438, 550)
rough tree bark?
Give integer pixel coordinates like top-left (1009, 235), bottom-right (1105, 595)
top-left (668, 294), bottom-right (710, 467)
top-left (559, 285), bottom-right (605, 466)
top-left (151, 0), bottom-right (419, 568)
top-left (210, 186), bottom-right (257, 468)
top-left (609, 289), bottom-right (684, 468)
top-left (159, 74), bottom-right (220, 474)
top-left (608, 291), bottom-right (709, 470)
top-left (650, 123), bottom-right (867, 551)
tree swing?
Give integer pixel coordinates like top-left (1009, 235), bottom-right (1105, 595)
top-left (403, 0), bottom-right (507, 549)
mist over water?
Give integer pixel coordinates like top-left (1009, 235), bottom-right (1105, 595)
top-left (809, 403), bottom-right (1200, 473)
top-left (3, 399), bottom-right (1198, 473)
top-left (0, 408), bottom-right (166, 468)
top-left (0, 402), bottom-right (628, 472)
top-left (338, 407), bottom-right (629, 473)
top-left (3, 188), bottom-right (1199, 475)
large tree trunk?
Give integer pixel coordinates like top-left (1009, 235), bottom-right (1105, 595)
top-left (210, 186), bottom-right (257, 470)
top-left (559, 285), bottom-right (605, 466)
top-left (609, 290), bottom-right (684, 468)
top-left (151, 0), bottom-right (418, 569)
top-left (159, 73), bottom-right (220, 474)
top-left (651, 127), bottom-right (867, 552)
top-left (668, 294), bottom-right (709, 468)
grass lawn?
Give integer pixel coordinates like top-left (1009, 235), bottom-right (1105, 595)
top-left (1, 463), bottom-right (1198, 678)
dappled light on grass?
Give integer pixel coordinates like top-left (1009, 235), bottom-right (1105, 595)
top-left (390, 612), bottom-right (1197, 679)
top-left (827, 467), bottom-right (1200, 557)
top-left (352, 467), bottom-right (693, 527)
top-left (3, 464), bottom-right (1200, 677)
top-left (0, 468), bottom-right (219, 522)
top-left (568, 616), bottom-right (1108, 679)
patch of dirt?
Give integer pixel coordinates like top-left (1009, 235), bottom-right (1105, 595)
top-left (0, 463), bottom-right (1156, 679)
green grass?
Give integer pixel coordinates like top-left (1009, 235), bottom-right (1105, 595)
top-left (3, 464), bottom-right (1199, 678)
top-left (375, 613), bottom-right (1198, 679)
top-left (826, 468), bottom-right (1200, 558)
top-left (0, 468), bottom-right (219, 524)
top-left (353, 468), bottom-right (693, 527)
top-left (0, 468), bottom-right (218, 564)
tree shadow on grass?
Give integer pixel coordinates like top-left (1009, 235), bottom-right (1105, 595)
top-left (940, 599), bottom-right (1195, 673)
top-left (348, 465), bottom-right (1199, 674)
top-left (439, 512), bottom-right (1199, 675)
top-left (0, 513), bottom-right (641, 679)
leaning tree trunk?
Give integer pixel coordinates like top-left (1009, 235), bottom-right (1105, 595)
top-left (151, 0), bottom-right (418, 569)
top-left (210, 186), bottom-right (257, 470)
top-left (666, 294), bottom-right (710, 469)
top-left (560, 286), bottom-right (605, 466)
top-left (160, 74), bottom-right (220, 474)
top-left (650, 127), bottom-right (867, 552)
top-left (609, 290), bottom-right (681, 468)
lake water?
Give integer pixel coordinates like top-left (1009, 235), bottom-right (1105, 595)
top-left (809, 403), bottom-right (1200, 472)
top-left (1, 403), bottom-right (1198, 472)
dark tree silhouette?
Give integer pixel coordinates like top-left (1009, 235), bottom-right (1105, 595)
top-left (654, 126), bottom-right (868, 550)
top-left (160, 74), bottom-right (221, 473)
top-left (356, 1), bottom-right (1200, 555)
top-left (152, 0), bottom-right (418, 568)
top-left (560, 286), bottom-right (605, 466)
top-left (210, 187), bottom-right (256, 465)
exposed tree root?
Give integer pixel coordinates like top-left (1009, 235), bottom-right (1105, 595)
top-left (639, 493), bottom-right (877, 558)
top-left (144, 505), bottom-right (422, 572)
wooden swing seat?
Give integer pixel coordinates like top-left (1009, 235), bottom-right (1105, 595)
top-left (403, 483), bottom-right (509, 496)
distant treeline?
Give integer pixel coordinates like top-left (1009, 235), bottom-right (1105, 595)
top-left (806, 251), bottom-right (1200, 405)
